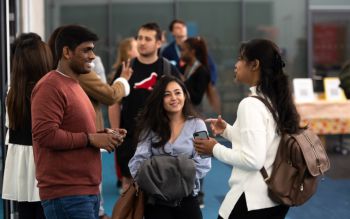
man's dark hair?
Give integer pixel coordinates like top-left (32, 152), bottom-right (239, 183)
top-left (168, 19), bottom-right (186, 32)
top-left (55, 24), bottom-right (98, 60)
top-left (139, 22), bottom-right (162, 41)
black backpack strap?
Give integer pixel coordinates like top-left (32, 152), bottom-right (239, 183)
top-left (162, 57), bottom-right (172, 76)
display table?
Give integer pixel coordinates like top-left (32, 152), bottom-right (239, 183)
top-left (296, 100), bottom-right (350, 135)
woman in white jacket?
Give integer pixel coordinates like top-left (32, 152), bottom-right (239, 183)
top-left (194, 39), bottom-right (300, 219)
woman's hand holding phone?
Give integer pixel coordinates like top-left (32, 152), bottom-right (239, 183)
top-left (193, 131), bottom-right (217, 157)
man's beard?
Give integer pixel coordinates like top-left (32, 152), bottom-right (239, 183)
top-left (139, 50), bottom-right (157, 58)
top-left (70, 61), bottom-right (90, 74)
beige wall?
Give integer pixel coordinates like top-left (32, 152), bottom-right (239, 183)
top-left (20, 0), bottom-right (45, 38)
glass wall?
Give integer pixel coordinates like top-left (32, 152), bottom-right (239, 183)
top-left (244, 0), bottom-right (308, 79)
top-left (45, 0), bottom-right (308, 123)
top-left (177, 0), bottom-right (241, 121)
top-left (46, 0), bottom-right (174, 76)
top-left (109, 2), bottom-right (174, 68)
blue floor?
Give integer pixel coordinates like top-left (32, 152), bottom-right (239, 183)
top-left (1, 150), bottom-right (349, 218)
top-left (101, 152), bottom-right (350, 219)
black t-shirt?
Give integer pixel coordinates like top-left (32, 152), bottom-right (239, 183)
top-left (180, 64), bottom-right (211, 106)
top-left (113, 57), bottom-right (180, 144)
top-left (9, 97), bottom-right (32, 145)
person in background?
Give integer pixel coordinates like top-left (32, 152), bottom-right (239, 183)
top-left (108, 37), bottom-right (139, 84)
top-left (93, 56), bottom-right (107, 83)
top-left (108, 37), bottom-right (139, 192)
top-left (90, 55), bottom-right (110, 219)
top-left (194, 39), bottom-right (296, 219)
top-left (179, 36), bottom-right (211, 209)
top-left (159, 30), bottom-right (169, 55)
top-left (129, 75), bottom-right (211, 219)
top-left (161, 19), bottom-right (188, 68)
top-left (109, 22), bottom-right (180, 192)
top-left (162, 19), bottom-right (221, 115)
top-left (2, 33), bottom-right (52, 219)
top-left (32, 25), bottom-right (125, 219)
top-left (48, 25), bottom-right (132, 219)
top-left (180, 37), bottom-right (211, 111)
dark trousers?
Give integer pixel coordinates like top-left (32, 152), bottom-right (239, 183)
top-left (218, 193), bottom-right (289, 219)
top-left (18, 201), bottom-right (46, 219)
top-left (144, 195), bottom-right (202, 219)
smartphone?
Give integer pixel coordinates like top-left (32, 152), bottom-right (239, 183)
top-left (193, 131), bottom-right (211, 158)
top-left (193, 131), bottom-right (209, 140)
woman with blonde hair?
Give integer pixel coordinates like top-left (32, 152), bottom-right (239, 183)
top-left (109, 37), bottom-right (138, 83)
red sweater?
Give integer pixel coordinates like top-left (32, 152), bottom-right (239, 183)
top-left (31, 71), bottom-right (100, 200)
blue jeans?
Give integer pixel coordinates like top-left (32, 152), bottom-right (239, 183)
top-left (41, 195), bottom-right (100, 219)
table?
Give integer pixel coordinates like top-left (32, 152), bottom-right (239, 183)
top-left (296, 100), bottom-right (350, 135)
top-left (296, 100), bottom-right (350, 154)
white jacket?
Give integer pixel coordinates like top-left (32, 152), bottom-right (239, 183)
top-left (213, 87), bottom-right (280, 219)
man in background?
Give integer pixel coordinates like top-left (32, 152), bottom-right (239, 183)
top-left (162, 19), bottom-right (221, 115)
top-left (109, 22), bottom-right (180, 191)
top-left (161, 19), bottom-right (188, 67)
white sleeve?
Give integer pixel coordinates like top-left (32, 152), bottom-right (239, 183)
top-left (221, 123), bottom-right (235, 142)
top-left (114, 77), bottom-right (130, 96)
top-left (213, 98), bottom-right (268, 170)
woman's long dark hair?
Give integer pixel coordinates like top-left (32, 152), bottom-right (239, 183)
top-left (239, 39), bottom-right (300, 134)
top-left (48, 26), bottom-right (65, 69)
top-left (133, 75), bottom-right (198, 149)
top-left (7, 33), bottom-right (53, 129)
top-left (184, 37), bottom-right (209, 70)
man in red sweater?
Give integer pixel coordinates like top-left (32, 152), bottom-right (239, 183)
top-left (31, 25), bottom-right (124, 219)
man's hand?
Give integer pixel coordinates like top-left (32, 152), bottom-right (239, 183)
top-left (106, 128), bottom-right (127, 146)
top-left (88, 132), bottom-right (120, 153)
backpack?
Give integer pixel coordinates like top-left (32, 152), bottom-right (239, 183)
top-left (130, 57), bottom-right (172, 76)
top-left (339, 61), bottom-right (350, 99)
top-left (108, 57), bottom-right (172, 84)
top-left (251, 96), bottom-right (330, 206)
